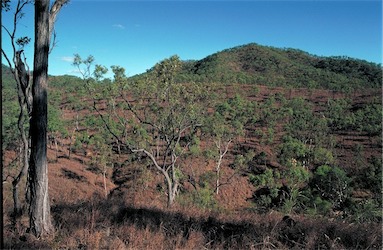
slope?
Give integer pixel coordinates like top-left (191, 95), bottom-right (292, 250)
top-left (175, 43), bottom-right (382, 90)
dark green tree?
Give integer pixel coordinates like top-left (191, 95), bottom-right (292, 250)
top-left (310, 165), bottom-right (351, 210)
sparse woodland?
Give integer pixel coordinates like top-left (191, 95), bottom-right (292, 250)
top-left (2, 35), bottom-right (382, 249)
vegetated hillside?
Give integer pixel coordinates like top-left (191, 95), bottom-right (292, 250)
top-left (2, 42), bottom-right (382, 249)
top-left (174, 43), bottom-right (382, 90)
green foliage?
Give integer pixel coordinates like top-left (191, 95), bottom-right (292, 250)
top-left (281, 161), bottom-right (311, 213)
top-left (191, 186), bottom-right (217, 210)
top-left (205, 94), bottom-right (255, 141)
top-left (250, 157), bottom-right (309, 213)
top-left (348, 199), bottom-right (382, 223)
top-left (48, 103), bottom-right (67, 136)
top-left (284, 97), bottom-right (329, 144)
top-left (179, 171), bottom-right (218, 210)
top-left (188, 136), bottom-right (201, 156)
top-left (254, 188), bottom-right (279, 209)
top-left (326, 98), bottom-right (356, 131)
top-left (250, 168), bottom-right (278, 187)
top-left (279, 97), bottom-right (334, 169)
top-left (353, 156), bottom-right (382, 204)
top-left (312, 147), bottom-right (334, 166)
top-left (172, 43), bottom-right (382, 90)
top-left (279, 136), bottom-right (308, 165)
top-left (179, 186), bottom-right (218, 210)
top-left (315, 56), bottom-right (382, 88)
top-left (258, 96), bottom-right (279, 127)
top-left (355, 103), bottom-right (382, 135)
top-left (281, 188), bottom-right (302, 214)
top-left (233, 154), bottom-right (246, 169)
top-left (310, 165), bottom-right (352, 209)
top-left (2, 92), bottom-right (21, 150)
top-left (325, 97), bottom-right (382, 136)
top-left (128, 56), bottom-right (208, 144)
top-left (232, 150), bottom-right (256, 173)
top-left (283, 161), bottom-right (311, 187)
top-left (203, 148), bottom-right (217, 160)
top-left (2, 66), bottom-right (22, 150)
top-left (305, 196), bottom-right (333, 216)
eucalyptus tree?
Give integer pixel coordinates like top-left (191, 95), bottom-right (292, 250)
top-left (74, 55), bottom-right (210, 207)
top-left (204, 94), bottom-right (256, 194)
top-left (29, 0), bottom-right (69, 237)
top-left (2, 0), bottom-right (68, 236)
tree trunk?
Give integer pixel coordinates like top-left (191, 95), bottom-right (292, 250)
top-left (12, 184), bottom-right (21, 219)
top-left (133, 148), bottom-right (179, 207)
top-left (103, 166), bottom-right (108, 198)
top-left (54, 135), bottom-right (59, 162)
top-left (165, 172), bottom-right (178, 208)
top-left (216, 154), bottom-right (223, 195)
top-left (12, 90), bottom-right (30, 217)
top-left (215, 140), bottom-right (231, 195)
top-left (9, 48), bottom-right (33, 221)
top-left (28, 0), bottom-right (53, 237)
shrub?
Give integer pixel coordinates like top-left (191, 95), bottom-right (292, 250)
top-left (278, 136), bottom-right (308, 165)
top-left (349, 199), bottom-right (382, 223)
top-left (310, 165), bottom-right (352, 210)
top-left (188, 136), bottom-right (201, 156)
top-left (355, 103), bottom-right (382, 135)
top-left (191, 187), bottom-right (217, 210)
top-left (249, 168), bottom-right (279, 187)
top-left (326, 98), bottom-right (356, 131)
top-left (179, 171), bottom-right (217, 210)
top-left (312, 147), bottom-right (334, 166)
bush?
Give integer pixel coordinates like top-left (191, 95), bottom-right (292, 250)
top-left (191, 187), bottom-right (217, 210)
top-left (249, 168), bottom-right (279, 187)
top-left (278, 136), bottom-right (308, 165)
top-left (355, 103), bottom-right (382, 135)
top-left (312, 147), bottom-right (334, 165)
top-left (326, 98), bottom-right (355, 131)
top-left (179, 171), bottom-right (218, 210)
top-left (188, 136), bottom-right (201, 156)
top-left (349, 199), bottom-right (382, 223)
top-left (310, 165), bottom-right (352, 210)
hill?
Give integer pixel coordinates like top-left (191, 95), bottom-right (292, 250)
top-left (2, 44), bottom-right (382, 249)
top-left (173, 43), bottom-right (382, 90)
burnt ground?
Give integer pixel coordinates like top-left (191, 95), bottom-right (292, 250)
top-left (3, 84), bottom-right (381, 249)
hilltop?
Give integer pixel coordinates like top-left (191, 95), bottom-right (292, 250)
top-left (172, 43), bottom-right (382, 90)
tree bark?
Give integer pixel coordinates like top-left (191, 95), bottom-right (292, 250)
top-left (12, 74), bottom-right (30, 218)
top-left (215, 140), bottom-right (231, 195)
top-left (28, 0), bottom-right (53, 237)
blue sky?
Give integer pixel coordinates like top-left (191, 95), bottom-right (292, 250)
top-left (2, 0), bottom-right (382, 78)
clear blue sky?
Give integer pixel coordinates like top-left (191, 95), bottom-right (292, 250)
top-left (2, 0), bottom-right (382, 78)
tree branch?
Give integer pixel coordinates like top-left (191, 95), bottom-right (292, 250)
top-left (49, 0), bottom-right (69, 40)
top-left (215, 171), bottom-right (237, 192)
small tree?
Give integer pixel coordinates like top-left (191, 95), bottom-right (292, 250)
top-left (310, 165), bottom-right (351, 210)
top-left (124, 56), bottom-right (208, 206)
top-left (204, 94), bottom-right (255, 194)
top-left (2, 0), bottom-right (33, 219)
top-left (74, 55), bottom-right (209, 207)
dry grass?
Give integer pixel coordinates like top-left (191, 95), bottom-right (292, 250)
top-left (4, 194), bottom-right (382, 249)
